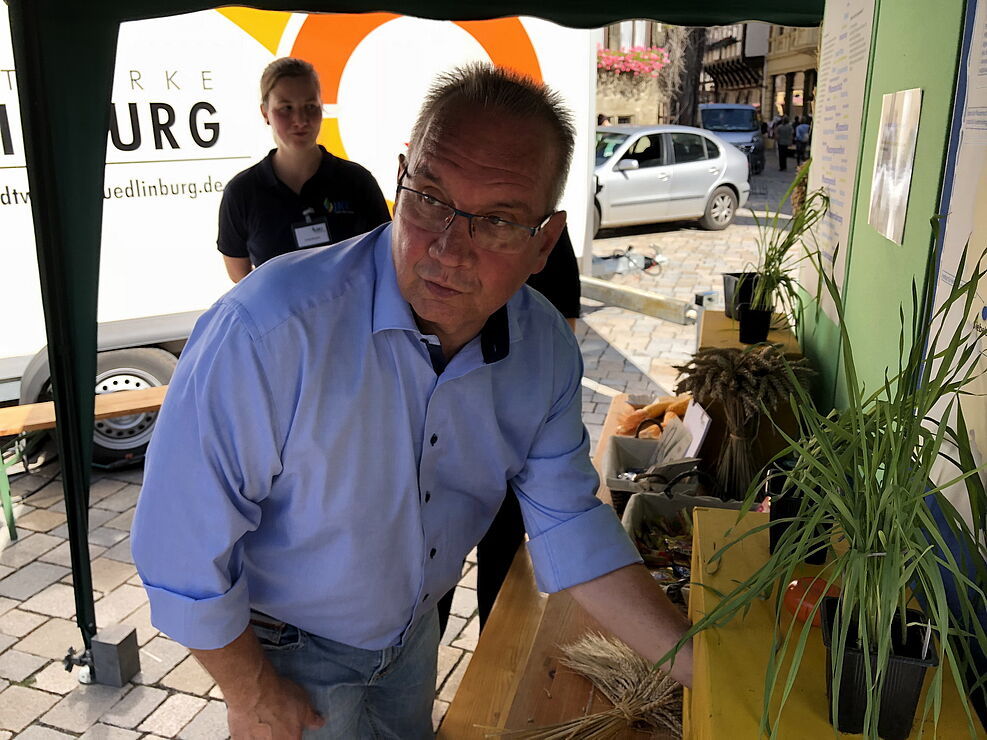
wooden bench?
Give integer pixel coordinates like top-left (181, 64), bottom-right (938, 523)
top-left (0, 385), bottom-right (168, 541)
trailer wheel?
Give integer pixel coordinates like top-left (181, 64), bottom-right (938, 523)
top-left (92, 348), bottom-right (177, 467)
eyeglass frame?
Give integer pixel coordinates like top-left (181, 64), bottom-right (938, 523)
top-left (394, 166), bottom-right (556, 245)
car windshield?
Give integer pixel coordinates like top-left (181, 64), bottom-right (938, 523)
top-left (701, 108), bottom-right (758, 132)
top-left (595, 132), bottom-right (629, 165)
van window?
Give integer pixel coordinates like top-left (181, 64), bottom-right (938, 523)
top-left (701, 108), bottom-right (758, 132)
top-left (670, 133), bottom-right (706, 164)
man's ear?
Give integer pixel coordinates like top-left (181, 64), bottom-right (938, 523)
top-left (532, 210), bottom-right (567, 272)
top-left (397, 153), bottom-right (408, 180)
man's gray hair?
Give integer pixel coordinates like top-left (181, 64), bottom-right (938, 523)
top-left (408, 63), bottom-right (576, 209)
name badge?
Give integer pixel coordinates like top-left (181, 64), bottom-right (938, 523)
top-left (292, 218), bottom-right (331, 249)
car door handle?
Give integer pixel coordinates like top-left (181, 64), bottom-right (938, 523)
top-left (657, 172), bottom-right (670, 181)
top-left (708, 167), bottom-right (720, 174)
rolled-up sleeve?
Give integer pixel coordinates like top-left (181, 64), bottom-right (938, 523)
top-left (512, 332), bottom-right (641, 594)
top-left (131, 298), bottom-right (284, 649)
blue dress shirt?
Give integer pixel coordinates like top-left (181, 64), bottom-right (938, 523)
top-left (131, 224), bottom-right (641, 651)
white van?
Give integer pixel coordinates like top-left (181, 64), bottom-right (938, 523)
top-left (698, 103), bottom-right (765, 175)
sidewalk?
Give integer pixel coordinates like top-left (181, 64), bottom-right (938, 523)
top-left (0, 166), bottom-right (796, 738)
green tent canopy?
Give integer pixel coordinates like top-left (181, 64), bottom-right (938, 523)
top-left (6, 0), bottom-right (822, 667)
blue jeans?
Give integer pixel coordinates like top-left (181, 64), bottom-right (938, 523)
top-left (251, 609), bottom-right (439, 739)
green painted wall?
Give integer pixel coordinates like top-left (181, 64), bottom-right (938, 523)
top-left (802, 0), bottom-right (965, 407)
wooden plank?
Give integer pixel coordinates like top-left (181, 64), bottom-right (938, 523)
top-left (437, 546), bottom-right (548, 739)
top-left (0, 385), bottom-right (168, 437)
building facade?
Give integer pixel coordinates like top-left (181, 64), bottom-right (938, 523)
top-left (700, 22), bottom-right (770, 113)
top-left (763, 25), bottom-right (820, 121)
top-left (593, 20), bottom-right (673, 125)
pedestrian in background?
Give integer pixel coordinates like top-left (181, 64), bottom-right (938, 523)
top-left (775, 115), bottom-right (794, 171)
top-left (795, 116), bottom-right (812, 165)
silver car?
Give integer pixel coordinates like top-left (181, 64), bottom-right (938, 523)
top-left (594, 124), bottom-right (750, 235)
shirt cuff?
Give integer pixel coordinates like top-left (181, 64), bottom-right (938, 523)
top-left (525, 502), bottom-right (642, 593)
top-left (143, 577), bottom-right (250, 650)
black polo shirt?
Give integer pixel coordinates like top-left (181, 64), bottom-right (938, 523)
top-left (217, 146), bottom-right (392, 267)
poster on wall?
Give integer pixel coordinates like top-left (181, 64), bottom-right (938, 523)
top-left (803, 0), bottom-right (876, 318)
top-left (867, 88), bottom-right (922, 244)
top-left (927, 0), bottom-right (987, 516)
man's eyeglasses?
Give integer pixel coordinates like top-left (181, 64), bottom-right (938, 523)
top-left (395, 169), bottom-right (554, 255)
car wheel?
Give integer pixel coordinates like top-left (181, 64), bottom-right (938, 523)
top-left (92, 347), bottom-right (177, 467)
top-left (593, 203), bottom-right (601, 238)
top-left (700, 186), bottom-right (737, 230)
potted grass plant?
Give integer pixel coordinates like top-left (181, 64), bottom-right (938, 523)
top-left (730, 165), bottom-right (829, 343)
top-left (671, 243), bottom-right (987, 739)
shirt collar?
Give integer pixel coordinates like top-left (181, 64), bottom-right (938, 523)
top-left (371, 226), bottom-right (517, 364)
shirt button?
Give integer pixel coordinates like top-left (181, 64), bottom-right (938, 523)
top-left (430, 548), bottom-right (437, 558)
top-left (430, 433), bottom-right (438, 446)
top-left (424, 491), bottom-right (431, 503)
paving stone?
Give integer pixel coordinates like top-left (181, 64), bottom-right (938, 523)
top-left (459, 566), bottom-right (477, 589)
top-left (17, 480), bottom-right (64, 509)
top-left (451, 615), bottom-right (480, 652)
top-left (40, 682), bottom-right (128, 734)
top-left (0, 533), bottom-right (62, 569)
top-left (104, 510), bottom-right (134, 532)
top-left (439, 615), bottom-right (465, 647)
top-left (466, 547), bottom-right (478, 564)
top-left (94, 585), bottom-right (146, 626)
top-left (88, 479), bottom-right (129, 504)
top-left (133, 636), bottom-right (187, 685)
top-left (0, 634), bottom-right (13, 654)
top-left (89, 558), bottom-right (136, 595)
top-left (10, 725), bottom-right (74, 738)
top-left (137, 693), bottom-right (206, 736)
top-left (0, 609), bottom-right (46, 638)
top-left (437, 649), bottom-right (470, 703)
top-left (79, 724), bottom-right (141, 740)
top-left (177, 700), bottom-right (229, 740)
top-left (87, 527), bottom-right (129, 549)
top-left (0, 567), bottom-right (10, 582)
top-left (0, 598), bottom-right (14, 619)
top-left (208, 684), bottom-right (224, 700)
top-left (29, 662), bottom-right (85, 695)
top-left (432, 699), bottom-right (449, 733)
top-left (100, 538), bottom-right (133, 564)
top-left (19, 583), bottom-right (76, 619)
top-left (37, 541), bottom-right (107, 568)
top-left (436, 644), bottom-right (463, 689)
top-left (16, 618), bottom-right (82, 660)
top-left (0, 685), bottom-right (59, 732)
top-left (93, 485), bottom-right (140, 514)
top-left (101, 468), bottom-right (144, 486)
top-left (0, 561), bottom-right (70, 600)
top-left (102, 685), bottom-right (167, 729)
top-left (119, 604), bottom-right (157, 647)
top-left (14, 509), bottom-right (67, 534)
top-left (160, 656), bottom-right (213, 695)
top-left (0, 649), bottom-right (46, 681)
top-left (450, 585), bottom-right (477, 619)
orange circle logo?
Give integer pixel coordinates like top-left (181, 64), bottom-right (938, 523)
top-left (290, 14), bottom-right (542, 159)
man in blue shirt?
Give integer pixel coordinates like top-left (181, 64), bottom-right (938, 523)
top-left (132, 63), bottom-right (692, 739)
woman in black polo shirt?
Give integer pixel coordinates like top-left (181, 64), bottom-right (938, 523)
top-left (218, 58), bottom-right (391, 282)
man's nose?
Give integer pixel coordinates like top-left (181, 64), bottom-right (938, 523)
top-left (429, 214), bottom-right (474, 265)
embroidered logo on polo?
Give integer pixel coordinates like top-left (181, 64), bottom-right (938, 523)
top-left (324, 198), bottom-right (355, 214)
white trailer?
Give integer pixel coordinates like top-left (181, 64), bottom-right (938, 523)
top-left (0, 8), bottom-right (595, 464)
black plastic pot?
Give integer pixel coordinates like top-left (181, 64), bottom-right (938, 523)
top-left (738, 305), bottom-right (772, 344)
top-left (820, 597), bottom-right (938, 740)
top-left (722, 272), bottom-right (759, 319)
top-left (769, 494), bottom-right (828, 564)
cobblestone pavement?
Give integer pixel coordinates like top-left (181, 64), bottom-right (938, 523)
top-left (0, 166), bottom-right (795, 738)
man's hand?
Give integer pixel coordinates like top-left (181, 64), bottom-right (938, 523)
top-left (190, 626), bottom-right (325, 739)
top-left (226, 667), bottom-right (324, 739)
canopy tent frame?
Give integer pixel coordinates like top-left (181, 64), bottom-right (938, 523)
top-left (5, 0), bottom-right (822, 682)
